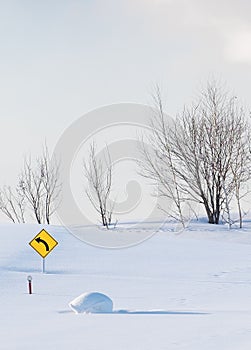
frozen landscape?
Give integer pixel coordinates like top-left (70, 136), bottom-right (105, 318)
top-left (1, 220), bottom-right (251, 350)
top-left (1, 1), bottom-right (251, 349)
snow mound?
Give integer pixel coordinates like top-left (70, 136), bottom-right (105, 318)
top-left (69, 292), bottom-right (113, 314)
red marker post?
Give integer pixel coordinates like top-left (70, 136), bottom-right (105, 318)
top-left (27, 275), bottom-right (32, 294)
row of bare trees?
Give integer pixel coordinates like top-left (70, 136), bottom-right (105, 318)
top-left (83, 82), bottom-right (251, 229)
top-left (0, 145), bottom-right (61, 224)
top-left (1, 81), bottom-right (250, 229)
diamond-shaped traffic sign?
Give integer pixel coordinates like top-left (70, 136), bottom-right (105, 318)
top-left (29, 229), bottom-right (58, 258)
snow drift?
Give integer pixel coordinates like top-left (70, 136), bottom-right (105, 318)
top-left (69, 292), bottom-right (113, 314)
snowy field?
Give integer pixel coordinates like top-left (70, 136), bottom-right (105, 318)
top-left (1, 221), bottom-right (251, 350)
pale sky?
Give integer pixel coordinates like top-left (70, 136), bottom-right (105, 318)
top-left (0, 0), bottom-right (251, 185)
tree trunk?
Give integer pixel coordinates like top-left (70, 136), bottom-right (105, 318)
top-left (236, 187), bottom-right (242, 229)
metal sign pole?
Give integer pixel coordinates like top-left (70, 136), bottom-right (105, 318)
top-left (42, 258), bottom-right (45, 273)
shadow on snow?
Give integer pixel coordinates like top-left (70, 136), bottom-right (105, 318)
top-left (59, 309), bottom-right (208, 315)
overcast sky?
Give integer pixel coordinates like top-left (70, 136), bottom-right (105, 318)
top-left (0, 0), bottom-right (251, 184)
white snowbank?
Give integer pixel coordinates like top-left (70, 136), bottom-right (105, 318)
top-left (69, 292), bottom-right (113, 314)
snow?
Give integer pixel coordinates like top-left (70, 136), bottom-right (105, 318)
top-left (1, 220), bottom-right (251, 349)
top-left (69, 292), bottom-right (113, 313)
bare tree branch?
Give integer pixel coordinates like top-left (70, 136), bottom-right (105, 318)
top-left (0, 185), bottom-right (26, 223)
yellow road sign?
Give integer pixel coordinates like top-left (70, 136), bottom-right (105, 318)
top-left (29, 229), bottom-right (58, 258)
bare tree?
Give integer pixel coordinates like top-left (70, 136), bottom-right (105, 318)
top-left (84, 143), bottom-right (115, 229)
top-left (0, 185), bottom-right (26, 223)
top-left (19, 157), bottom-right (45, 224)
top-left (39, 145), bottom-right (61, 224)
top-left (141, 81), bottom-right (251, 225)
top-left (19, 144), bottom-right (61, 224)
top-left (139, 86), bottom-right (188, 227)
top-left (229, 129), bottom-right (251, 228)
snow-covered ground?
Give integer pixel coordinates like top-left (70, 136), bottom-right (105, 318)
top-left (1, 220), bottom-right (251, 349)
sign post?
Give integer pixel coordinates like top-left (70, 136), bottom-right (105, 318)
top-left (29, 229), bottom-right (58, 273)
top-left (42, 258), bottom-right (45, 274)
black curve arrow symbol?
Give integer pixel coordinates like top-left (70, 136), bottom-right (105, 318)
top-left (35, 237), bottom-right (49, 251)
